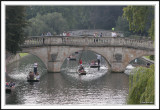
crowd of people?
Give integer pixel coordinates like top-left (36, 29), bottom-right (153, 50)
top-left (6, 81), bottom-right (15, 88)
top-left (41, 32), bottom-right (52, 36)
top-left (40, 30), bottom-right (120, 37)
top-left (94, 32), bottom-right (103, 37)
top-left (61, 31), bottom-right (71, 36)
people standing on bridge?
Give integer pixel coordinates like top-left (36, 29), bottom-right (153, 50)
top-left (66, 32), bottom-right (70, 36)
top-left (43, 37), bottom-right (45, 45)
top-left (33, 62), bottom-right (38, 75)
top-left (63, 31), bottom-right (66, 36)
top-left (41, 33), bottom-right (45, 36)
top-left (100, 33), bottom-right (103, 37)
top-left (112, 32), bottom-right (117, 37)
top-left (47, 32), bottom-right (52, 36)
top-left (94, 33), bottom-right (97, 37)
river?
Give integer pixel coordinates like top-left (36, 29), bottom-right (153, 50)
top-left (5, 51), bottom-right (149, 105)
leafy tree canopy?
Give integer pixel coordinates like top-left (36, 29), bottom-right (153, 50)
top-left (128, 65), bottom-right (154, 104)
top-left (24, 12), bottom-right (69, 36)
top-left (6, 6), bottom-right (28, 54)
top-left (123, 6), bottom-right (154, 39)
top-left (25, 6), bottom-right (125, 30)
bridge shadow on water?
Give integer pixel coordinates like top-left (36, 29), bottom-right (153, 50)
top-left (61, 50), bottom-right (110, 82)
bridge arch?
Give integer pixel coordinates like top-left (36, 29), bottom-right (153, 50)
top-left (20, 36), bottom-right (154, 73)
top-left (17, 52), bottom-right (48, 69)
top-left (124, 53), bottom-right (154, 69)
top-left (60, 49), bottom-right (112, 70)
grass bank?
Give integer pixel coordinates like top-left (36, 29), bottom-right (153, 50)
top-left (19, 53), bottom-right (29, 58)
top-left (144, 56), bottom-right (150, 59)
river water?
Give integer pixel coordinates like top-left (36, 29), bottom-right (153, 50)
top-left (5, 51), bottom-right (149, 105)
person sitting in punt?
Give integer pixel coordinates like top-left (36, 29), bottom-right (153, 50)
top-left (35, 72), bottom-right (40, 80)
top-left (6, 82), bottom-right (9, 87)
top-left (90, 60), bottom-right (98, 66)
top-left (29, 71), bottom-right (34, 80)
top-left (79, 65), bottom-right (85, 72)
top-left (90, 60), bottom-right (95, 66)
top-left (9, 81), bottom-right (15, 87)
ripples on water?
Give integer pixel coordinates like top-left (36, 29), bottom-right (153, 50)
top-left (6, 52), bottom-right (130, 105)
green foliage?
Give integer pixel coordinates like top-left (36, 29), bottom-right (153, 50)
top-left (19, 53), bottom-right (28, 57)
top-left (123, 6), bottom-right (149, 32)
top-left (115, 16), bottom-right (132, 37)
top-left (127, 65), bottom-right (154, 104)
top-left (115, 16), bottom-right (129, 31)
top-left (144, 56), bottom-right (150, 59)
top-left (124, 31), bottom-right (132, 37)
top-left (148, 20), bottom-right (154, 40)
top-left (149, 55), bottom-right (154, 60)
top-left (123, 6), bottom-right (154, 38)
top-left (24, 12), bottom-right (69, 36)
top-left (25, 6), bottom-right (125, 30)
top-left (6, 6), bottom-right (28, 54)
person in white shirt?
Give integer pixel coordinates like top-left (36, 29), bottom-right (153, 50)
top-left (63, 31), bottom-right (66, 36)
top-left (34, 62), bottom-right (38, 75)
top-left (112, 32), bottom-right (117, 37)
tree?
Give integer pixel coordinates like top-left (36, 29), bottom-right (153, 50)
top-left (115, 16), bottom-right (129, 31)
top-left (24, 12), bottom-right (69, 36)
top-left (6, 6), bottom-right (28, 54)
top-left (115, 16), bottom-right (132, 37)
top-left (123, 6), bottom-right (155, 104)
top-left (127, 65), bottom-right (154, 104)
top-left (123, 6), bottom-right (154, 38)
top-left (25, 6), bottom-right (125, 30)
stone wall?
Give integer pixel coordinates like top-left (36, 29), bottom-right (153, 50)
top-left (6, 51), bottom-right (21, 65)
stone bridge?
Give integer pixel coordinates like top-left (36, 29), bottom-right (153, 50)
top-left (20, 36), bottom-right (154, 73)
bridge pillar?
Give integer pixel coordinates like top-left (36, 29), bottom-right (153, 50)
top-left (48, 61), bottom-right (62, 73)
top-left (110, 63), bottom-right (125, 73)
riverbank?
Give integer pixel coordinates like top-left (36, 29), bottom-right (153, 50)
top-left (141, 56), bottom-right (154, 64)
top-left (19, 53), bottom-right (29, 58)
top-left (124, 56), bottom-right (154, 76)
top-left (6, 51), bottom-right (29, 65)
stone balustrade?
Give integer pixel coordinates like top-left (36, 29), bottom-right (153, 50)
top-left (21, 36), bottom-right (154, 50)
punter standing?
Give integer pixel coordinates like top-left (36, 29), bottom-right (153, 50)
top-left (34, 62), bottom-right (38, 75)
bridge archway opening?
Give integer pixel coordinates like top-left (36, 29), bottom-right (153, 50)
top-left (6, 52), bottom-right (47, 81)
top-left (61, 50), bottom-right (110, 79)
top-left (18, 52), bottom-right (47, 75)
top-left (125, 56), bottom-right (154, 75)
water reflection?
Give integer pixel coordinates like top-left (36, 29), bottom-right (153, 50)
top-left (6, 53), bottom-right (129, 105)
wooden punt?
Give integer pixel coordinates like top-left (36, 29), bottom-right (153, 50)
top-left (69, 58), bottom-right (76, 61)
top-left (78, 70), bottom-right (86, 75)
top-left (90, 65), bottom-right (100, 68)
top-left (6, 86), bottom-right (15, 93)
top-left (27, 75), bottom-right (40, 82)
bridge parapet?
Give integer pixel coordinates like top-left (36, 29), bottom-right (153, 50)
top-left (21, 36), bottom-right (154, 50)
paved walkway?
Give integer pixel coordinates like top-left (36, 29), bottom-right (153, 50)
top-left (141, 56), bottom-right (154, 64)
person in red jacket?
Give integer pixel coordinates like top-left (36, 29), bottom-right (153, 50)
top-left (79, 59), bottom-right (82, 65)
